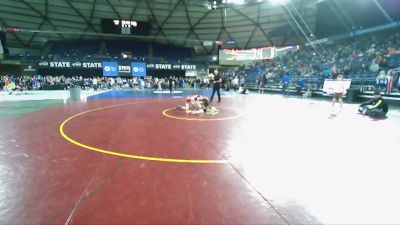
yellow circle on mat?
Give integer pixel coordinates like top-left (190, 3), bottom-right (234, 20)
top-left (162, 107), bottom-right (241, 121)
top-left (59, 102), bottom-right (228, 164)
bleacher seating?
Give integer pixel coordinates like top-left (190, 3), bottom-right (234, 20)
top-left (106, 41), bottom-right (149, 58)
top-left (225, 29), bottom-right (400, 96)
top-left (49, 40), bottom-right (101, 58)
top-left (153, 44), bottom-right (192, 62)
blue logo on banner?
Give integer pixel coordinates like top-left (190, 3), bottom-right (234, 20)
top-left (102, 62), bottom-right (118, 77)
top-left (132, 62), bottom-right (147, 77)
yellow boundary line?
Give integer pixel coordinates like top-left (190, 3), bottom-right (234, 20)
top-left (59, 102), bottom-right (230, 164)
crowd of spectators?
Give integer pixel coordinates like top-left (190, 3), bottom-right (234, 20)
top-left (0, 75), bottom-right (209, 93)
top-left (3, 29), bottom-right (400, 96)
top-left (219, 29), bottom-right (400, 94)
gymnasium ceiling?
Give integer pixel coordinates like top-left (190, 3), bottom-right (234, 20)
top-left (0, 0), bottom-right (318, 53)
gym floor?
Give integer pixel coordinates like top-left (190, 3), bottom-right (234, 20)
top-left (1, 89), bottom-right (400, 225)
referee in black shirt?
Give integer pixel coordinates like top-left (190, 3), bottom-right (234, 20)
top-left (210, 70), bottom-right (222, 103)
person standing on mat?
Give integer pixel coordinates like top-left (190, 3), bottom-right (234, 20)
top-left (210, 70), bottom-right (222, 103)
top-left (331, 75), bottom-right (346, 111)
top-left (168, 76), bottom-right (173, 93)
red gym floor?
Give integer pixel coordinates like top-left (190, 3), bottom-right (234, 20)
top-left (1, 93), bottom-right (400, 224)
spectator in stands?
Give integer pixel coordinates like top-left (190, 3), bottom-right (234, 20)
top-left (203, 77), bottom-right (209, 89)
top-left (296, 79), bottom-right (306, 96)
top-left (168, 76), bottom-right (174, 93)
top-left (138, 77), bottom-right (143, 90)
top-left (78, 76), bottom-right (85, 90)
top-left (109, 77), bottom-right (115, 89)
top-left (238, 84), bottom-right (248, 95)
top-left (281, 73), bottom-right (291, 96)
top-left (92, 77), bottom-right (98, 90)
top-left (376, 70), bottom-right (387, 92)
top-left (0, 77), bottom-right (4, 90)
top-left (361, 63), bottom-right (368, 72)
top-left (358, 90), bottom-right (388, 117)
top-left (323, 68), bottom-right (330, 79)
top-left (394, 68), bottom-right (400, 91)
top-left (331, 64), bottom-right (338, 78)
top-left (154, 77), bottom-right (161, 91)
top-left (258, 73), bottom-right (266, 93)
top-left (303, 84), bottom-right (312, 98)
top-left (232, 76), bottom-right (239, 88)
top-left (116, 77), bottom-right (123, 88)
top-left (370, 59), bottom-right (380, 72)
top-left (240, 76), bottom-right (245, 86)
top-left (386, 69), bottom-right (394, 95)
top-left (3, 76), bottom-right (10, 89)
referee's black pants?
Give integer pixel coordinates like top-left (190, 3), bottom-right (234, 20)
top-left (210, 86), bottom-right (221, 102)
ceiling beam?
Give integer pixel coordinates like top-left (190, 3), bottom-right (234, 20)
top-left (45, 0), bottom-right (48, 17)
top-left (26, 0), bottom-right (49, 48)
top-left (129, 0), bottom-right (142, 20)
top-left (152, 0), bottom-right (184, 39)
top-left (244, 26), bottom-right (257, 49)
top-left (19, 0), bottom-right (66, 40)
top-left (106, 0), bottom-right (122, 19)
top-left (244, 5), bottom-right (260, 49)
top-left (228, 6), bottom-right (275, 46)
top-left (280, 35), bottom-right (289, 46)
top-left (182, 0), bottom-right (210, 54)
top-left (211, 27), bottom-right (224, 53)
top-left (221, 9), bottom-right (239, 49)
top-left (183, 10), bottom-right (214, 53)
top-left (145, 0), bottom-right (170, 44)
top-left (63, 0), bottom-right (100, 34)
top-left (182, 0), bottom-right (195, 47)
top-left (79, 0), bottom-right (100, 40)
top-left (0, 18), bottom-right (27, 48)
top-left (26, 19), bottom-right (46, 48)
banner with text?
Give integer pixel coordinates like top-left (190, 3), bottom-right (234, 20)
top-left (37, 60), bottom-right (200, 72)
top-left (118, 62), bottom-right (131, 76)
top-left (146, 63), bottom-right (197, 70)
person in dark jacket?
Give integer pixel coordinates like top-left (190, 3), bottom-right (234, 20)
top-left (358, 91), bottom-right (388, 117)
top-left (168, 76), bottom-right (174, 93)
top-left (210, 70), bottom-right (222, 103)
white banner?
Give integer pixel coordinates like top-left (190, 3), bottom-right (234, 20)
top-left (323, 79), bottom-right (352, 94)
